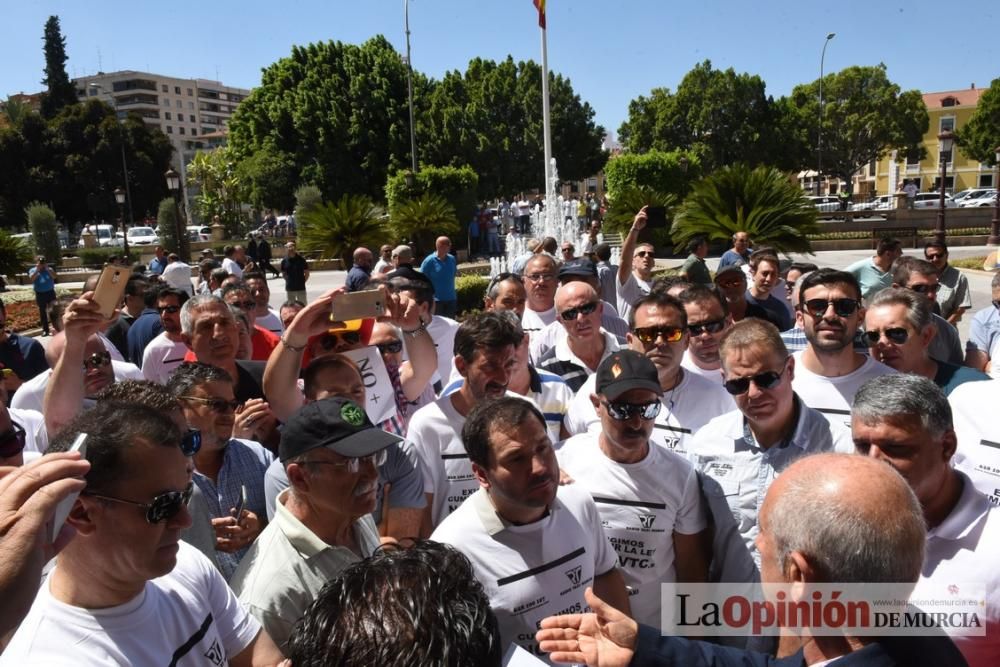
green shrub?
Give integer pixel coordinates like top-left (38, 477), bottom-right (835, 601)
top-left (25, 202), bottom-right (61, 266)
top-left (72, 246), bottom-right (123, 266)
top-left (156, 198), bottom-right (181, 255)
top-left (294, 184), bottom-right (323, 214)
top-left (604, 150), bottom-right (699, 203)
top-left (0, 230), bottom-right (32, 277)
top-left (456, 274), bottom-right (489, 316)
top-left (386, 165), bottom-right (479, 224)
top-left (298, 194), bottom-right (390, 266)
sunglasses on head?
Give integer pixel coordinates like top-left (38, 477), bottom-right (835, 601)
top-left (181, 428), bottom-right (202, 456)
top-left (559, 301), bottom-right (599, 321)
top-left (632, 326), bottom-right (685, 344)
top-left (181, 395), bottom-right (240, 414)
top-left (802, 298), bottom-right (860, 319)
top-left (320, 330), bottom-right (361, 350)
top-left (376, 340), bottom-right (403, 354)
top-left (906, 283), bottom-right (937, 295)
top-left (157, 305), bottom-right (180, 314)
top-left (85, 482), bottom-right (194, 524)
top-left (602, 400), bottom-right (661, 421)
top-left (687, 319), bottom-right (726, 336)
top-left (0, 422), bottom-right (27, 458)
top-left (83, 351), bottom-right (112, 371)
top-left (723, 364), bottom-right (788, 396)
top-left (864, 327), bottom-right (910, 345)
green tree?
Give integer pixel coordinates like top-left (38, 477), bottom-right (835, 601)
top-left (294, 184), bottom-right (323, 215)
top-left (156, 197), bottom-right (181, 254)
top-left (0, 230), bottom-right (32, 277)
top-left (957, 78), bottom-right (1000, 166)
top-left (385, 165), bottom-right (479, 224)
top-left (187, 147), bottom-right (246, 236)
top-left (390, 193), bottom-right (460, 255)
top-left (40, 16), bottom-right (78, 119)
top-left (297, 194), bottom-right (390, 267)
top-left (26, 202), bottom-right (61, 265)
top-left (786, 64), bottom-right (928, 194)
top-left (671, 163), bottom-right (818, 254)
top-left (603, 150), bottom-right (700, 202)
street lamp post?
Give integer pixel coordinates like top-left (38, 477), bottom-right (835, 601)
top-left (165, 168), bottom-right (188, 261)
top-left (114, 187), bottom-right (129, 260)
top-left (90, 83), bottom-right (134, 235)
top-left (404, 0), bottom-right (418, 175)
top-left (816, 32), bottom-right (836, 196)
top-left (935, 130), bottom-right (955, 243)
top-left (990, 146), bottom-right (1000, 246)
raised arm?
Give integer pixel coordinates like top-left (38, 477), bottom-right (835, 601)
top-left (616, 207), bottom-right (648, 286)
top-left (385, 291), bottom-right (435, 402)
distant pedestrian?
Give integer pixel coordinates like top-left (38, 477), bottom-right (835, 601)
top-left (420, 236), bottom-right (458, 318)
top-left (280, 242), bottom-right (310, 303)
top-left (257, 236), bottom-right (279, 278)
top-left (346, 247), bottom-right (373, 293)
top-left (28, 256), bottom-right (57, 337)
top-left (904, 180), bottom-right (918, 209)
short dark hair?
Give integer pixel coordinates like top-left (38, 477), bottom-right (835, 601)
top-left (210, 267), bottom-right (229, 285)
top-left (124, 275), bottom-right (148, 298)
top-left (686, 235), bottom-right (708, 254)
top-left (892, 256), bottom-right (936, 287)
top-left (876, 236), bottom-right (902, 256)
top-left (142, 282), bottom-right (164, 309)
top-left (797, 268), bottom-right (862, 307)
top-left (165, 362), bottom-right (233, 399)
top-left (749, 248), bottom-right (780, 272)
top-left (243, 270), bottom-right (267, 283)
top-left (302, 355), bottom-right (361, 401)
top-left (462, 396), bottom-right (547, 468)
top-left (223, 244), bottom-right (236, 257)
top-left (649, 276), bottom-right (691, 297)
top-left (786, 262), bottom-right (819, 276)
top-left (677, 284), bottom-right (729, 317)
top-left (593, 242), bottom-right (611, 262)
top-left (286, 540), bottom-right (502, 667)
top-left (281, 299), bottom-right (306, 310)
top-left (47, 401), bottom-right (181, 496)
top-left (627, 292), bottom-right (688, 330)
top-left (96, 379), bottom-right (181, 412)
top-left (453, 311), bottom-right (523, 364)
top-left (923, 239), bottom-right (948, 254)
top-left (157, 287), bottom-right (189, 307)
top-left (220, 282), bottom-right (250, 300)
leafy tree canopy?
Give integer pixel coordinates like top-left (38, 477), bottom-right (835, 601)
top-left (957, 78), bottom-right (1000, 166)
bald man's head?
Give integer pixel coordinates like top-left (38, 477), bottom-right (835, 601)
top-left (760, 453), bottom-right (925, 588)
top-left (353, 247), bottom-right (373, 268)
top-left (554, 282), bottom-right (598, 312)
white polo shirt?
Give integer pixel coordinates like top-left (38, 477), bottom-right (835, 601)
top-left (564, 369), bottom-right (735, 455)
top-left (949, 379), bottom-right (1000, 504)
top-left (556, 433), bottom-right (706, 627)
top-left (431, 485), bottom-right (616, 662)
top-left (681, 350), bottom-right (724, 385)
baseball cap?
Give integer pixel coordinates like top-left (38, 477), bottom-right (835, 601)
top-left (385, 265), bottom-right (435, 295)
top-left (279, 396), bottom-right (402, 462)
top-left (558, 258), bottom-right (598, 281)
top-left (595, 350), bottom-right (662, 400)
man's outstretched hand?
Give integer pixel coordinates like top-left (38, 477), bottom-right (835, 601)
top-left (536, 587), bottom-right (638, 667)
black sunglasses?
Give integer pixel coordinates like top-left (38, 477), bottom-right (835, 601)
top-left (864, 327), bottom-right (910, 345)
top-left (157, 305), bottom-right (180, 314)
top-left (320, 330), bottom-right (361, 350)
top-left (85, 482), bottom-right (194, 524)
top-left (376, 340), bottom-right (403, 354)
top-left (635, 250), bottom-right (654, 258)
top-left (602, 400), bottom-right (661, 421)
top-left (0, 421), bottom-right (27, 458)
top-left (83, 351), bottom-right (112, 371)
top-left (181, 428), bottom-right (202, 456)
top-left (802, 298), bottom-right (860, 319)
top-left (559, 301), bottom-right (599, 321)
top-left (230, 300), bottom-right (258, 311)
top-left (723, 364), bottom-right (788, 396)
top-left (687, 319), bottom-right (726, 336)
top-left (180, 395), bottom-right (240, 414)
top-left (906, 283), bottom-right (937, 295)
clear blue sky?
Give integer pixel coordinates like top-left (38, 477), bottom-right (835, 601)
top-left (4, 0), bottom-right (997, 139)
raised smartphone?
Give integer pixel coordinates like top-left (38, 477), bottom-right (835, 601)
top-left (92, 265), bottom-right (129, 319)
top-left (332, 288), bottom-right (386, 322)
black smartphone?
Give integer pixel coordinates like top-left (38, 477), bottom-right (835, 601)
top-left (645, 206), bottom-right (668, 228)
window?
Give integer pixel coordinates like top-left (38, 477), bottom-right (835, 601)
top-left (87, 87), bottom-right (97, 96)
top-left (179, 127), bottom-right (185, 135)
top-left (166, 126), bottom-right (173, 134)
top-left (165, 112), bottom-right (172, 120)
top-left (162, 98), bottom-right (170, 107)
top-left (940, 117), bottom-right (956, 133)
top-left (868, 160), bottom-right (876, 177)
top-left (189, 114), bottom-right (195, 122)
top-left (931, 176), bottom-right (954, 191)
top-left (941, 97), bottom-right (957, 107)
top-left (981, 174), bottom-right (995, 188)
top-left (174, 86), bottom-right (181, 94)
top-left (161, 84), bottom-right (168, 92)
top-left (176, 100), bottom-right (182, 108)
top-left (188, 101), bottom-right (194, 109)
top-left (187, 88), bottom-right (193, 96)
top-left (191, 128), bottom-right (197, 136)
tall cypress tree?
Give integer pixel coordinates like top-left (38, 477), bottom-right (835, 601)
top-left (40, 16), bottom-right (78, 118)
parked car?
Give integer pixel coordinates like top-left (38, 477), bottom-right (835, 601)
top-left (952, 188), bottom-right (992, 204)
top-left (126, 226), bottom-right (159, 245)
top-left (187, 225), bottom-right (211, 242)
top-left (806, 195), bottom-right (841, 212)
top-left (959, 189), bottom-right (998, 208)
top-left (851, 195), bottom-right (894, 213)
top-left (912, 192), bottom-right (957, 209)
top-left (83, 224), bottom-right (121, 247)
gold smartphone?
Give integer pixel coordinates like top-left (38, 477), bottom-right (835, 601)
top-left (92, 265), bottom-right (129, 319)
top-left (331, 288), bottom-right (386, 322)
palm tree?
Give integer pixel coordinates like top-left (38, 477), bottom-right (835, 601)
top-left (672, 163), bottom-right (818, 254)
top-left (0, 230), bottom-right (33, 279)
top-left (390, 192), bottom-right (460, 256)
top-left (298, 194), bottom-right (390, 267)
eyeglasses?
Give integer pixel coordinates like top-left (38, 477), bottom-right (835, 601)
top-left (181, 428), bottom-right (202, 456)
top-left (634, 251), bottom-right (654, 258)
top-left (559, 301), bottom-right (599, 321)
top-left (304, 448), bottom-right (388, 474)
top-left (632, 326), bottom-right (686, 344)
top-left (376, 340), bottom-right (403, 354)
top-left (525, 273), bottom-right (556, 283)
top-left (925, 253), bottom-right (946, 261)
top-left (0, 422), bottom-right (27, 458)
top-left (687, 319), bottom-right (726, 336)
top-left (230, 300), bottom-right (258, 311)
top-left (83, 351), bottom-right (112, 371)
top-left (84, 482), bottom-right (194, 524)
top-left (180, 395), bottom-right (240, 414)
top-left (905, 283), bottom-right (938, 295)
top-left (157, 305), bottom-right (180, 314)
top-left (601, 400), bottom-right (662, 421)
top-left (802, 298), bottom-right (861, 319)
top-left (319, 330), bottom-right (361, 350)
top-left (723, 364), bottom-right (788, 396)
top-left (864, 327), bottom-right (910, 345)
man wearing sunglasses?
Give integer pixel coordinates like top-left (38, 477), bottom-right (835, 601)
top-left (616, 207), bottom-right (656, 323)
top-left (678, 285), bottom-right (731, 385)
top-left (713, 265), bottom-right (779, 328)
top-left (231, 397), bottom-right (395, 653)
top-left (864, 288), bottom-right (987, 396)
top-left (924, 239), bottom-right (972, 325)
top-left (888, 257), bottom-right (964, 366)
top-left (565, 293), bottom-right (734, 455)
top-left (558, 351), bottom-right (709, 628)
top-left (689, 318), bottom-right (852, 583)
top-left (0, 382), bottom-right (47, 466)
top-left (791, 268), bottom-right (894, 428)
top-left (4, 401), bottom-right (284, 665)
top-left (141, 287), bottom-right (190, 385)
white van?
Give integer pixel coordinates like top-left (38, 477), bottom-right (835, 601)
top-left (83, 224), bottom-right (121, 247)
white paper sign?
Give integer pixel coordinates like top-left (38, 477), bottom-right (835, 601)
top-left (342, 345), bottom-right (395, 425)
top-left (502, 644), bottom-right (551, 667)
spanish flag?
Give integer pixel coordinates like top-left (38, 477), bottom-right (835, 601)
top-left (533, 0), bottom-right (546, 29)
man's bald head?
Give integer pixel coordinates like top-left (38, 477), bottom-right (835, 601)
top-left (761, 453), bottom-right (925, 586)
top-left (554, 282), bottom-right (598, 312)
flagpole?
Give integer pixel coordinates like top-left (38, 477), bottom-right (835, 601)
top-left (539, 5), bottom-right (553, 201)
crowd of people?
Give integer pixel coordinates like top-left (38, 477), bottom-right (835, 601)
top-left (0, 205), bottom-right (998, 666)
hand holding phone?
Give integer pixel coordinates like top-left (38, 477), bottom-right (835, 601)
top-left (233, 484), bottom-right (248, 528)
top-left (644, 206), bottom-right (668, 228)
top-left (331, 288), bottom-right (386, 322)
top-left (47, 433), bottom-right (87, 544)
top-left (92, 265), bottom-right (129, 319)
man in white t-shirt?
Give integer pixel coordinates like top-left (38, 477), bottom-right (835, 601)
top-left (221, 245), bottom-right (244, 280)
top-left (244, 270), bottom-right (283, 335)
top-left (557, 350), bottom-right (708, 628)
top-left (1, 400), bottom-right (282, 665)
top-left (689, 318), bottom-right (853, 584)
top-left (565, 292), bottom-right (734, 454)
top-left (615, 208), bottom-right (654, 323)
top-left (520, 254), bottom-right (560, 337)
top-left (1, 383), bottom-right (48, 461)
top-left (853, 374), bottom-right (1000, 666)
top-left (791, 268), bottom-right (894, 429)
top-left (408, 311), bottom-right (523, 533)
top-left (677, 284), bottom-right (732, 385)
top-left (431, 396), bottom-right (630, 661)
top-left (949, 379), bottom-right (1000, 504)
top-left (160, 253), bottom-right (194, 296)
top-left (142, 287), bottom-right (190, 384)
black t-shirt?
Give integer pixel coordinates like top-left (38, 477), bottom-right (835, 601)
top-left (280, 254), bottom-right (308, 291)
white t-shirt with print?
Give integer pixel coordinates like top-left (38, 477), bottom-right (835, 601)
top-left (564, 370), bottom-right (735, 455)
top-left (790, 351), bottom-right (895, 429)
top-left (556, 433), bottom-right (707, 627)
top-left (431, 485), bottom-right (617, 662)
top-left (142, 332), bottom-right (190, 384)
top-left (407, 394), bottom-right (474, 529)
top-left (1, 543), bottom-right (260, 666)
top-left (522, 306), bottom-right (557, 349)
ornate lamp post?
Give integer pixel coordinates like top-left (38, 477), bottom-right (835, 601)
top-left (164, 168), bottom-right (189, 261)
top-left (816, 32), bottom-right (835, 196)
top-left (114, 187), bottom-right (129, 260)
top-left (990, 146), bottom-right (1000, 246)
top-left (935, 130), bottom-right (955, 243)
